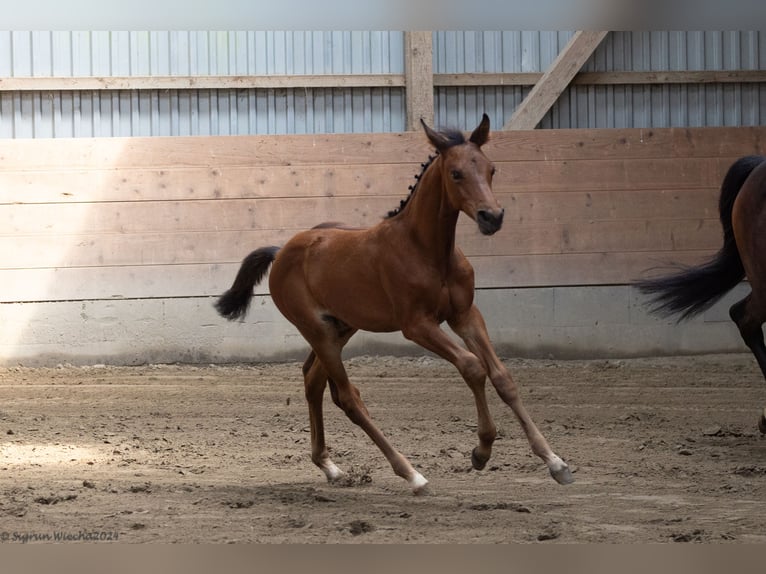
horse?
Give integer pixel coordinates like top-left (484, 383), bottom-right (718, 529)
top-left (636, 155), bottom-right (766, 434)
top-left (215, 114), bottom-right (573, 493)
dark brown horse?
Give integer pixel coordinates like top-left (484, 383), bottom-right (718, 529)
top-left (636, 155), bottom-right (766, 433)
top-left (216, 115), bottom-right (573, 493)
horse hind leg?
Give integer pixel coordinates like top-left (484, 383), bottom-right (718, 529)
top-left (305, 331), bottom-right (428, 494)
top-left (302, 350), bottom-right (344, 482)
top-left (729, 295), bottom-right (766, 433)
top-left (301, 316), bottom-right (361, 483)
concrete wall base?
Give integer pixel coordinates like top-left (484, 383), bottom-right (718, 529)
top-left (0, 284), bottom-right (752, 367)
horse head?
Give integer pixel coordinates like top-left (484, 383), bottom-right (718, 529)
top-left (420, 114), bottom-right (504, 235)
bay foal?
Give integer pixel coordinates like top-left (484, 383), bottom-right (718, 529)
top-left (216, 115), bottom-right (573, 492)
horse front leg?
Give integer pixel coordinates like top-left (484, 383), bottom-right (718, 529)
top-left (402, 319), bottom-right (497, 470)
top-left (448, 305), bottom-right (574, 485)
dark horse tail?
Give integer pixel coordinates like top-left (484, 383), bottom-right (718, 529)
top-left (215, 246), bottom-right (280, 321)
top-left (636, 155), bottom-right (766, 321)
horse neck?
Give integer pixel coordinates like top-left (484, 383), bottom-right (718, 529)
top-left (398, 160), bottom-right (459, 270)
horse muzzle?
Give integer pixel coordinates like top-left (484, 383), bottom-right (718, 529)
top-left (476, 208), bottom-right (504, 235)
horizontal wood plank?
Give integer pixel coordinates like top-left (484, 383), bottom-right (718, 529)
top-left (0, 218), bottom-right (721, 270)
top-left (3, 70), bottom-right (762, 93)
top-left (1, 197), bottom-right (402, 236)
top-left (1, 188), bottom-right (721, 236)
top-left (0, 133), bottom-right (430, 170)
top-left (0, 156), bottom-right (739, 205)
top-left (0, 74), bottom-right (406, 91)
top-left (0, 164), bottom-right (421, 205)
top-left (435, 70), bottom-right (766, 87)
top-left (471, 250), bottom-right (718, 289)
top-left (503, 188), bottom-right (720, 223)
top-left (0, 127), bottom-right (763, 172)
top-left (488, 127), bottom-right (766, 163)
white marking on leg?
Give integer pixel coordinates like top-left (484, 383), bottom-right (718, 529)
top-left (546, 453), bottom-right (574, 484)
top-left (321, 461), bottom-right (344, 482)
top-left (546, 453), bottom-right (566, 472)
top-left (408, 471), bottom-right (429, 494)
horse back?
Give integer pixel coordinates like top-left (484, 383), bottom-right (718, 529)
top-left (311, 221), bottom-right (366, 231)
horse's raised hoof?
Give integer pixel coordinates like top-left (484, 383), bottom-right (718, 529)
top-left (758, 408), bottom-right (766, 435)
top-left (471, 447), bottom-right (488, 471)
top-left (549, 464), bottom-right (575, 485)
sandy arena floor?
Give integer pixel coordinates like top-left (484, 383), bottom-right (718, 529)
top-left (1, 354), bottom-right (765, 543)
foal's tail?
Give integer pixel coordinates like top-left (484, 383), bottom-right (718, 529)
top-left (215, 246), bottom-right (280, 321)
top-left (636, 155), bottom-right (766, 321)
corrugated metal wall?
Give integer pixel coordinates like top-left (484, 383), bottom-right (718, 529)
top-left (582, 31), bottom-right (765, 128)
top-left (0, 31), bottom-right (406, 136)
top-left (1, 31), bottom-right (764, 137)
top-left (434, 31), bottom-right (766, 129)
top-left (433, 30), bottom-right (574, 129)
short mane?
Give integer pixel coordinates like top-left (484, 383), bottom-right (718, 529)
top-left (437, 129), bottom-right (467, 148)
top-left (385, 153), bottom-right (437, 218)
top-left (385, 128), bottom-right (466, 219)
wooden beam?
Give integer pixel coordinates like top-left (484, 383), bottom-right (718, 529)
top-left (0, 74), bottom-right (406, 92)
top-left (434, 69), bottom-right (766, 87)
top-left (504, 31), bottom-right (609, 130)
top-left (573, 69), bottom-right (766, 85)
top-left (404, 31), bottom-right (434, 130)
top-left (1, 68), bottom-right (762, 94)
top-left (434, 73), bottom-right (542, 87)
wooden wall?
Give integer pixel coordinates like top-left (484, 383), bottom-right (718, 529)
top-left (2, 126), bottom-right (765, 307)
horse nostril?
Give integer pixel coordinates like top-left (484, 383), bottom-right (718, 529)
top-left (476, 209), bottom-right (503, 235)
top-left (478, 209), bottom-right (503, 224)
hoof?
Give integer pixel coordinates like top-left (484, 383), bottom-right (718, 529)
top-left (549, 464), bottom-right (575, 485)
top-left (409, 472), bottom-right (430, 495)
top-left (412, 482), bottom-right (431, 496)
top-left (759, 408), bottom-right (766, 435)
top-left (321, 462), bottom-right (345, 483)
top-left (471, 447), bottom-right (488, 471)
top-left (326, 472), bottom-right (345, 485)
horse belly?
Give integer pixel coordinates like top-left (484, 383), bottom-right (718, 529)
top-left (310, 261), bottom-right (399, 333)
top-left (279, 229), bottom-right (399, 333)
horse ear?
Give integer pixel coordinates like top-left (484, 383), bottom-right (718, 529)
top-left (420, 118), bottom-right (450, 152)
top-left (469, 113), bottom-right (490, 147)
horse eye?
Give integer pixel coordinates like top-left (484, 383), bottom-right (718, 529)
top-left (491, 167), bottom-right (496, 177)
top-left (451, 170), bottom-right (463, 181)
